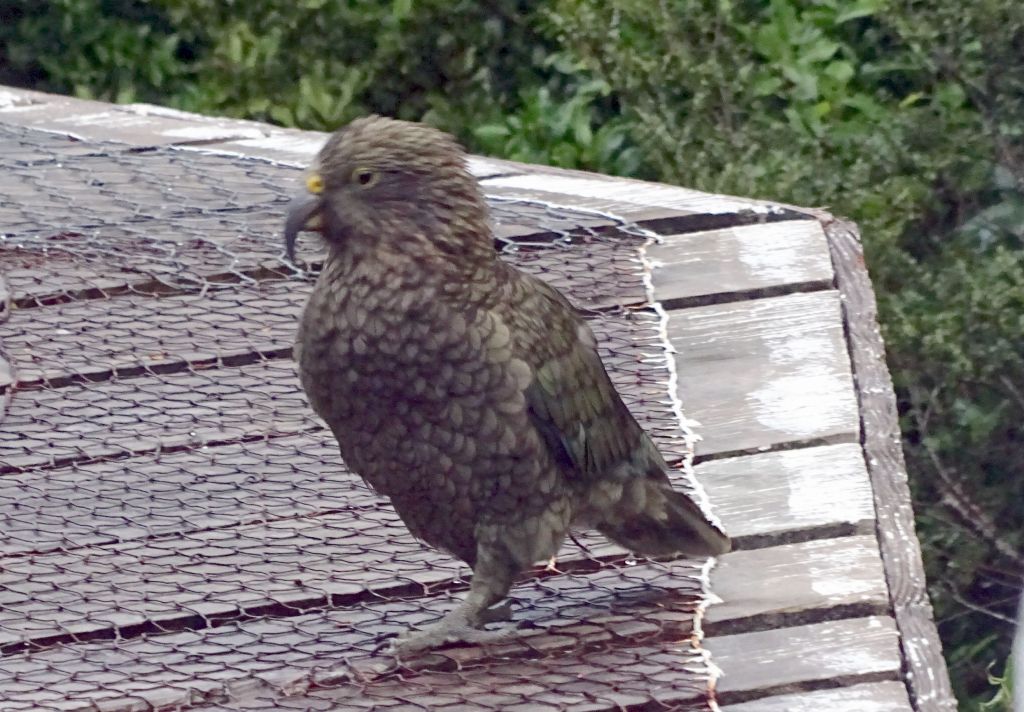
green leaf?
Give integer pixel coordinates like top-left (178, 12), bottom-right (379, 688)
top-left (577, 78), bottom-right (610, 96)
top-left (824, 60), bottom-right (855, 84)
top-left (473, 124), bottom-right (511, 141)
top-left (781, 63), bottom-right (819, 100)
top-left (898, 91), bottom-right (925, 108)
top-left (800, 38), bottom-right (840, 64)
top-left (836, 0), bottom-right (885, 23)
top-left (551, 142), bottom-right (579, 167)
top-left (225, 31), bottom-right (243, 64)
top-left (935, 82), bottom-right (967, 109)
top-left (752, 72), bottom-right (785, 97)
top-left (752, 24), bottom-right (788, 61)
top-left (572, 111), bottom-right (593, 146)
top-left (392, 0), bottom-right (413, 20)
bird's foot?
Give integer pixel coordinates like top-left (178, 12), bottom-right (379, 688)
top-left (388, 605), bottom-right (513, 658)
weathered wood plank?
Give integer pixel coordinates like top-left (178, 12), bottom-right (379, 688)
top-left (707, 616), bottom-right (903, 703)
top-left (0, 143), bottom-right (285, 305)
top-left (0, 510), bottom-right (458, 651)
top-left (1, 234), bottom-right (640, 315)
top-left (0, 154), bottom-right (294, 305)
top-left (0, 155), bottom-right (287, 232)
top-left (0, 323), bottom-right (671, 479)
top-left (0, 359), bottom-right (318, 473)
top-left (0, 85), bottom-right (516, 178)
top-left (483, 183), bottom-right (683, 224)
top-left (484, 174), bottom-right (786, 220)
top-left (0, 433), bottom-right (367, 556)
top-left (695, 443), bottom-right (876, 547)
top-left (0, 86), bottom-right (49, 108)
top-left (823, 218), bottom-right (956, 710)
top-left (722, 681), bottom-right (913, 712)
top-left (648, 220), bottom-right (834, 306)
top-left (0, 243), bottom-right (203, 309)
top-left (0, 88), bottom-right (269, 147)
top-left (184, 130), bottom-right (325, 167)
top-left (199, 132), bottom-right (514, 179)
top-left (707, 535), bottom-right (889, 634)
top-left (667, 290), bottom-right (860, 457)
top-left (0, 121), bottom-right (125, 164)
top-left (147, 617), bottom-right (908, 712)
top-left (0, 439), bottom-right (870, 572)
top-left (0, 283), bottom-right (302, 388)
top-left (494, 240), bottom-right (650, 310)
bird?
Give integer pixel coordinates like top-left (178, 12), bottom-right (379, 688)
top-left (283, 115), bottom-right (731, 655)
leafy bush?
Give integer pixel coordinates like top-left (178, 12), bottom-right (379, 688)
top-left (0, 0), bottom-right (184, 101)
top-left (2, 0), bottom-right (1022, 706)
top-left (1, 0), bottom-right (552, 138)
top-left (471, 73), bottom-right (644, 176)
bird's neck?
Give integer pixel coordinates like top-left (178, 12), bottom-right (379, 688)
top-left (320, 236), bottom-right (501, 299)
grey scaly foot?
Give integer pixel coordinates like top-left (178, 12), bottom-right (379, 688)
top-left (388, 608), bottom-right (512, 657)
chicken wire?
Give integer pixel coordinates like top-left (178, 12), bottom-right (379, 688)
top-left (0, 124), bottom-right (717, 711)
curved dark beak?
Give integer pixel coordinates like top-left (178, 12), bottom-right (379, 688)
top-left (284, 193), bottom-right (323, 264)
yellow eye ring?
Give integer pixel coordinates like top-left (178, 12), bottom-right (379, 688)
top-left (306, 173), bottom-right (324, 194)
top-left (352, 167), bottom-right (378, 188)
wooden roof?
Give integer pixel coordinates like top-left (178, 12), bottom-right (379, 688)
top-left (0, 87), bottom-right (956, 711)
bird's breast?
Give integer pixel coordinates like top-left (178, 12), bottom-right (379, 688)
top-left (297, 277), bottom-right (491, 416)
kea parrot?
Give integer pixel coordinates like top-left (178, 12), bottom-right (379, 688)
top-left (284, 116), bottom-right (730, 655)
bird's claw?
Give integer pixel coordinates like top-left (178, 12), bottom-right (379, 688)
top-left (387, 606), bottom-right (513, 658)
top-left (389, 625), bottom-right (508, 658)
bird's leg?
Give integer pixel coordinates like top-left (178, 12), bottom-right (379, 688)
top-left (389, 547), bottom-right (516, 657)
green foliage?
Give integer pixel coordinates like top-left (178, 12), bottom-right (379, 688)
top-left (0, 0), bottom-right (185, 102)
top-left (0, 0), bottom-right (638, 175)
top-left (2, 0), bottom-right (1022, 707)
top-left (471, 73), bottom-right (643, 175)
top-left (0, 0), bottom-right (559, 145)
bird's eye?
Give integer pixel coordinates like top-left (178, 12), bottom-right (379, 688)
top-left (352, 168), bottom-right (378, 188)
top-left (306, 173), bottom-right (324, 194)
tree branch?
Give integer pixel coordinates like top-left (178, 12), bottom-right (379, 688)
top-left (909, 402), bottom-right (1024, 571)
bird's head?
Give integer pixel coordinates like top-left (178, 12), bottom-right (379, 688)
top-left (284, 115), bottom-right (492, 265)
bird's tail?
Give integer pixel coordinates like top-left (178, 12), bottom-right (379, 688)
top-left (596, 477), bottom-right (731, 558)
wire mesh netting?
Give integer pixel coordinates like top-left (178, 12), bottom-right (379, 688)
top-left (0, 124), bottom-right (717, 711)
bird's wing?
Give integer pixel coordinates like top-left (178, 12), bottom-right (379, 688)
top-left (514, 276), bottom-right (657, 481)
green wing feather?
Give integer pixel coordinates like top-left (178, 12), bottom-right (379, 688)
top-left (517, 278), bottom-right (648, 481)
